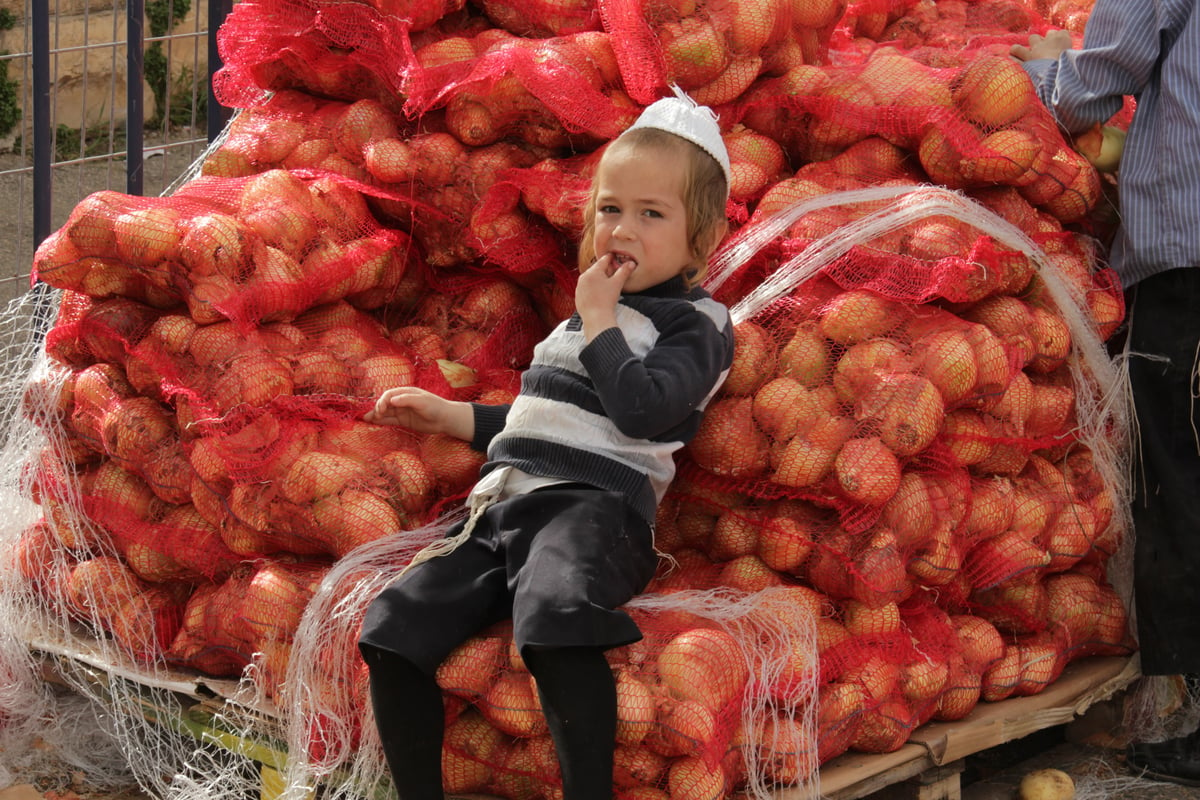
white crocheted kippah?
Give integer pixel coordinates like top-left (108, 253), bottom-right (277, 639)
top-left (624, 86), bottom-right (732, 190)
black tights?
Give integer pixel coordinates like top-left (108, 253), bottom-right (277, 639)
top-left (363, 644), bottom-right (617, 800)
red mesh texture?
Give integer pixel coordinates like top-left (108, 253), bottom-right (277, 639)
top-left (33, 173), bottom-right (420, 332)
top-left (183, 410), bottom-right (449, 559)
top-left (21, 0), bottom-right (1142, 773)
top-left (477, 0), bottom-right (602, 37)
top-left (212, 0), bottom-right (421, 109)
top-left (837, 0), bottom-right (1046, 56)
top-left (411, 30), bottom-right (634, 146)
top-left (732, 49), bottom-right (1104, 226)
top-left (341, 0), bottom-right (468, 31)
top-left (164, 559), bottom-right (331, 680)
top-left (208, 92), bottom-right (579, 275)
top-left (598, 0), bottom-right (847, 105)
top-left (77, 460), bottom-right (241, 583)
top-left (64, 555), bottom-right (185, 662)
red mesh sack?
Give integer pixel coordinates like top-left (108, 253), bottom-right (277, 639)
top-left (164, 559), bottom-right (331, 683)
top-left (510, 149), bottom-right (602, 241)
top-left (339, 0), bottom-right (467, 30)
top-left (732, 47), bottom-right (1105, 227)
top-left (395, 271), bottom-right (550, 381)
top-left (1036, 0), bottom-right (1095, 34)
top-left (657, 183), bottom-right (1129, 720)
top-left (14, 519), bottom-right (79, 607)
top-left (79, 462), bottom-right (242, 584)
top-left (837, 0), bottom-right (1044, 55)
top-left (26, 446), bottom-right (102, 554)
top-left (410, 29), bottom-right (635, 147)
top-left (364, 133), bottom-right (555, 270)
top-left (212, 0), bottom-right (414, 109)
top-left (33, 172), bottom-right (419, 331)
top-left (598, 0), bottom-right (846, 106)
top-left (42, 294), bottom-right (164, 370)
top-left (64, 555), bottom-right (185, 662)
top-left (181, 394), bottom-right (485, 561)
top-left (476, 0), bottom-right (601, 37)
top-left (201, 92), bottom-right (411, 180)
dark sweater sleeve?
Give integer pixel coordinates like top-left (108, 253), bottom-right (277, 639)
top-left (578, 307), bottom-right (732, 440)
top-left (469, 402), bottom-right (511, 452)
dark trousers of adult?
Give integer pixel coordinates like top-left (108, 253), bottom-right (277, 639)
top-left (362, 643), bottom-right (617, 800)
top-left (1127, 266), bottom-right (1200, 676)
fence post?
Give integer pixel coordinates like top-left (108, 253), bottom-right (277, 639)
top-left (31, 0), bottom-right (51, 250)
top-left (127, 0), bottom-right (145, 195)
top-left (207, 0), bottom-right (233, 143)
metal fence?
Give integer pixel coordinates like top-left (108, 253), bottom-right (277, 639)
top-left (0, 0), bottom-right (233, 308)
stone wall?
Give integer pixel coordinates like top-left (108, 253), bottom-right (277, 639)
top-left (0, 0), bottom-right (210, 142)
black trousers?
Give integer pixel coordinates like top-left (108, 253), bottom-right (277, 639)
top-left (1128, 267), bottom-right (1200, 674)
top-left (358, 486), bottom-right (657, 674)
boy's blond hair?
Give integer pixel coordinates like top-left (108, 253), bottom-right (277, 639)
top-left (577, 128), bottom-right (729, 289)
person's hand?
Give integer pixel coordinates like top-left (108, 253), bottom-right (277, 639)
top-left (575, 253), bottom-right (636, 339)
top-left (1011, 29), bottom-right (1073, 62)
top-left (364, 386), bottom-right (462, 435)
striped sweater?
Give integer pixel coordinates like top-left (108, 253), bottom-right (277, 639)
top-left (468, 275), bottom-right (734, 525)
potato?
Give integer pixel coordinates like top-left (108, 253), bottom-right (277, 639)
top-left (1018, 768), bottom-right (1075, 800)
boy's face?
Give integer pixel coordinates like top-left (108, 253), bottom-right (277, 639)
top-left (590, 144), bottom-right (694, 293)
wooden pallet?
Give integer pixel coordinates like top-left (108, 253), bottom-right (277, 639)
top-left (815, 655), bottom-right (1139, 799)
top-left (29, 630), bottom-right (1139, 800)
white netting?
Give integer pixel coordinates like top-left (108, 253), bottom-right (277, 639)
top-left (711, 185), bottom-right (1133, 581)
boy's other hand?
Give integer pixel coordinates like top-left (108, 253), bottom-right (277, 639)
top-left (365, 387), bottom-right (450, 433)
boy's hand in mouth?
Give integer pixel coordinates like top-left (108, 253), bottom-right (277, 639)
top-left (606, 252), bottom-right (637, 277)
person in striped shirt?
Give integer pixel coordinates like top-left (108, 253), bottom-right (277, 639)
top-left (357, 92), bottom-right (735, 800)
top-left (1014, 0), bottom-right (1200, 786)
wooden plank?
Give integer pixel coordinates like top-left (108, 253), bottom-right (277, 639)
top-left (908, 656), bottom-right (1138, 766)
top-left (815, 745), bottom-right (933, 799)
top-left (909, 761), bottom-right (964, 800)
top-left (810, 656), bottom-right (1136, 800)
top-left (27, 627), bottom-right (252, 709)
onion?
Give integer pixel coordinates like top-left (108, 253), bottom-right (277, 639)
top-left (442, 711), bottom-right (506, 794)
top-left (688, 397), bottom-right (770, 479)
top-left (280, 451), bottom-right (368, 505)
top-left (649, 698), bottom-right (717, 757)
top-left (667, 756), bottom-right (726, 800)
top-left (613, 745), bottom-right (667, 789)
top-left (724, 321), bottom-right (778, 396)
top-left (615, 669), bottom-right (658, 745)
top-left (437, 636), bottom-right (504, 699)
top-left (482, 670), bottom-right (547, 738)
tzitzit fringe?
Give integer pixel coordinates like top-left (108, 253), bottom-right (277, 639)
top-left (394, 486), bottom-right (499, 576)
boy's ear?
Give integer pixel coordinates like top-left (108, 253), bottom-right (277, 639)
top-left (703, 220), bottom-right (729, 258)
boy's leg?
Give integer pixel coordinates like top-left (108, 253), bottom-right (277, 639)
top-left (358, 510), bottom-right (513, 800)
top-left (523, 645), bottom-right (618, 800)
top-left (362, 644), bottom-right (446, 800)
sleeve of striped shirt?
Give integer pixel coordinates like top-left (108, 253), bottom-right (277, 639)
top-left (470, 402), bottom-right (511, 452)
top-left (578, 305), bottom-right (732, 441)
top-left (1021, 0), bottom-right (1165, 133)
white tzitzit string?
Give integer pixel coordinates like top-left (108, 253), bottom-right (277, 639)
top-left (396, 487), bottom-right (497, 575)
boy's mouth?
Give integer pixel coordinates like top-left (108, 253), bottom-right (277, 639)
top-left (610, 252), bottom-right (637, 269)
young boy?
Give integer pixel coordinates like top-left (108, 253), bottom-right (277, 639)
top-left (357, 91), bottom-right (736, 800)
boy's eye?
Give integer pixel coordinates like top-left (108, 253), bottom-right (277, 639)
top-left (642, 209), bottom-right (663, 219)
top-left (599, 205), bottom-right (619, 214)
